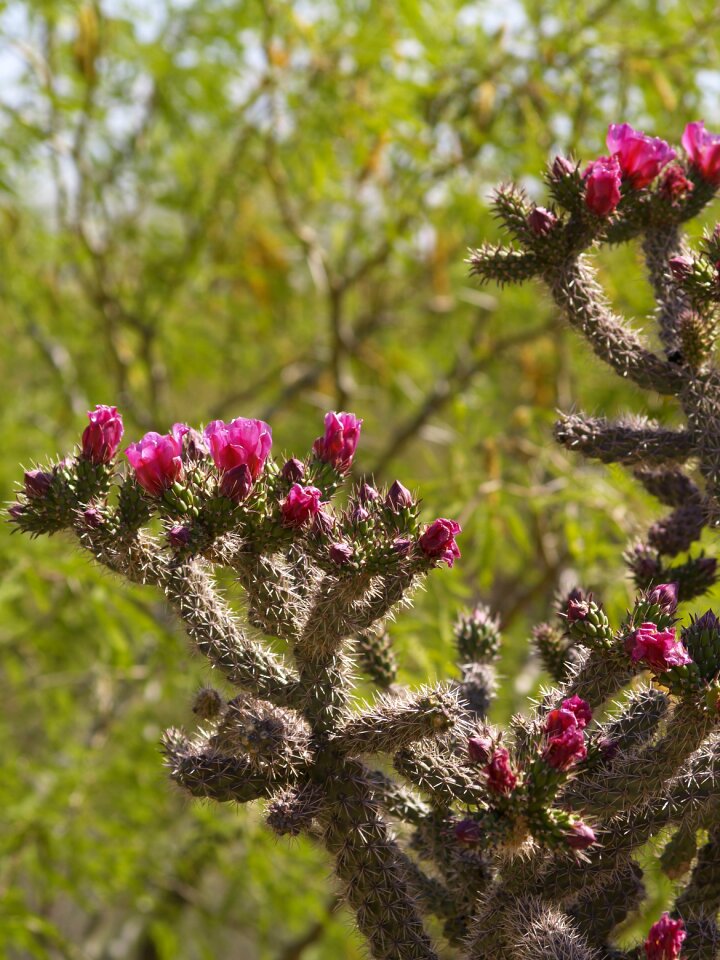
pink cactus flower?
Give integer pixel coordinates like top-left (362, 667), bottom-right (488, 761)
top-left (606, 123), bottom-right (676, 188)
top-left (468, 736), bottom-right (494, 764)
top-left (386, 480), bottom-right (414, 511)
top-left (566, 822), bottom-right (597, 851)
top-left (204, 418), bottom-right (272, 480)
top-left (545, 708), bottom-right (579, 737)
top-left (583, 155), bottom-right (622, 216)
top-left (543, 726), bottom-right (587, 771)
top-left (484, 746), bottom-right (517, 795)
top-left (528, 206), bottom-right (557, 236)
top-left (644, 913), bottom-right (686, 960)
top-left (682, 121), bottom-right (720, 184)
top-left (418, 518), bottom-right (461, 567)
top-left (561, 695), bottom-right (592, 730)
top-left (281, 484), bottom-right (323, 527)
top-left (81, 405), bottom-right (124, 464)
top-left (660, 164), bottom-right (694, 201)
top-left (125, 424), bottom-right (187, 496)
top-left (313, 412), bottom-right (363, 472)
top-left (625, 622), bottom-right (692, 673)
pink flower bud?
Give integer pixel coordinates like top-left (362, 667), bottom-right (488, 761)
top-left (606, 123), bottom-right (676, 188)
top-left (543, 727), bottom-right (587, 771)
top-left (329, 541), bottom-right (354, 566)
top-left (545, 708), bottom-right (578, 737)
top-left (83, 507), bottom-right (103, 528)
top-left (682, 121), bottom-right (720, 184)
top-left (358, 482), bottom-right (379, 503)
top-left (313, 411), bottom-right (362, 472)
top-left (281, 458), bottom-right (305, 483)
top-left (418, 518), bottom-right (461, 567)
top-left (661, 164), bottom-right (694, 200)
top-left (24, 469), bottom-right (53, 499)
top-left (8, 503), bottom-right (25, 520)
top-left (528, 206), bottom-right (557, 236)
top-left (351, 504), bottom-right (370, 523)
top-left (647, 582), bottom-right (679, 615)
top-left (561, 695), bottom-right (592, 730)
top-left (168, 524), bottom-right (191, 549)
top-left (625, 622), bottom-right (693, 673)
top-left (551, 156), bottom-right (576, 179)
top-left (583, 155), bottom-right (622, 216)
top-left (484, 746), bottom-right (517, 795)
top-left (204, 418), bottom-right (272, 480)
top-left (81, 405), bottom-right (124, 464)
top-left (313, 509), bottom-right (336, 536)
top-left (125, 425), bottom-right (185, 496)
top-left (220, 463), bottom-right (253, 503)
top-left (281, 484), bottom-right (322, 527)
top-left (644, 913), bottom-right (686, 960)
top-left (669, 256), bottom-right (694, 282)
top-left (392, 536), bottom-right (413, 556)
top-left (386, 480), bottom-right (414, 510)
top-left (468, 736), bottom-right (493, 764)
top-left (598, 736), bottom-right (619, 762)
top-left (566, 822), bottom-right (597, 851)
top-left (566, 597), bottom-right (591, 622)
top-left (182, 428), bottom-right (209, 462)
top-left (454, 818), bottom-right (482, 844)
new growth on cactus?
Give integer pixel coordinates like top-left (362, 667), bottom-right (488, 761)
top-left (10, 119), bottom-right (720, 960)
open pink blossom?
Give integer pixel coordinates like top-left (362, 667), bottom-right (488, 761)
top-left (682, 121), bottom-right (720, 183)
top-left (313, 412), bottom-right (363, 472)
top-left (606, 123), bottom-right (676, 188)
top-left (81, 405), bottom-right (124, 464)
top-left (281, 483), bottom-right (323, 526)
top-left (418, 518), bottom-right (461, 567)
top-left (126, 424), bottom-right (187, 496)
top-left (204, 418), bottom-right (272, 480)
top-left (625, 622), bottom-right (692, 673)
top-left (583, 155), bottom-right (622, 216)
top-left (644, 913), bottom-right (686, 960)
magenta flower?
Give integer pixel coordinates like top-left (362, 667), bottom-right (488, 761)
top-left (204, 418), bottom-right (272, 480)
top-left (606, 123), bottom-right (675, 188)
top-left (313, 412), bottom-right (363, 472)
top-left (561, 695), bottom-right (592, 730)
top-left (660, 165), bottom-right (694, 201)
top-left (125, 424), bottom-right (186, 496)
top-left (566, 822), bottom-right (597, 851)
top-left (220, 463), bottom-right (253, 504)
top-left (544, 708), bottom-right (579, 737)
top-left (583, 156), bottom-right (622, 216)
top-left (682, 121), bottom-right (720, 184)
top-left (484, 747), bottom-right (517, 795)
top-left (468, 736), bottom-right (494, 764)
top-left (24, 469), bottom-right (53, 499)
top-left (81, 405), bottom-right (124, 464)
top-left (281, 483), bottom-right (323, 527)
top-left (418, 518), bottom-right (461, 567)
top-left (644, 913), bottom-right (686, 960)
top-left (647, 582), bottom-right (679, 615)
top-left (625, 622), bottom-right (693, 673)
top-left (543, 726), bottom-right (587, 771)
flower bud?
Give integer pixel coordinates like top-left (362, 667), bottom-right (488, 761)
top-left (454, 818), bottom-right (482, 844)
top-left (220, 463), bottom-right (253, 503)
top-left (468, 736), bottom-right (493, 764)
top-left (358, 482), bottom-right (379, 503)
top-left (566, 822), bottom-right (596, 851)
top-left (647, 582), bottom-right (679, 615)
top-left (81, 405), bottom-right (124, 464)
top-left (313, 509), bottom-right (336, 536)
top-left (583, 155), bottom-right (622, 216)
top-left (281, 458), bottom-right (305, 482)
top-left (8, 503), bottom-right (25, 520)
top-left (543, 727), bottom-right (587, 771)
top-left (329, 541), bottom-right (354, 566)
top-left (386, 480), bottom-right (414, 511)
top-left (551, 155), bottom-right (575, 179)
top-left (83, 507), bottom-right (104, 528)
top-left (668, 255), bottom-right (694, 282)
top-left (351, 504), bottom-right (370, 523)
top-left (24, 469), bottom-right (53, 499)
top-left (484, 747), bottom-right (517, 795)
top-left (168, 524), bottom-right (191, 549)
top-left (392, 536), bottom-right (413, 556)
top-left (560, 695), bottom-right (592, 730)
top-left (182, 428), bottom-right (209, 462)
top-left (528, 206), bottom-right (558, 236)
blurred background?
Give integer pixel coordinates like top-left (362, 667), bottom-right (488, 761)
top-left (2, 1), bottom-right (720, 957)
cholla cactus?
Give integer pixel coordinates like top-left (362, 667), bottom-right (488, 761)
top-left (10, 119), bottom-right (720, 960)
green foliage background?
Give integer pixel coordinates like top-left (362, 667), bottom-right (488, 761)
top-left (2, 1), bottom-right (720, 956)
